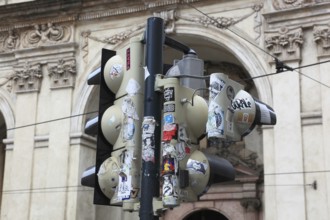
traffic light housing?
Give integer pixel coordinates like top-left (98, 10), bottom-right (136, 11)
top-left (155, 62), bottom-right (236, 208)
top-left (207, 73), bottom-right (276, 141)
top-left (82, 36), bottom-right (145, 211)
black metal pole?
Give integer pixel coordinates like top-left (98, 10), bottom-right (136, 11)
top-left (139, 17), bottom-right (164, 220)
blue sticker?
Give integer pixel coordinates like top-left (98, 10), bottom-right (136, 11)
top-left (164, 114), bottom-right (175, 124)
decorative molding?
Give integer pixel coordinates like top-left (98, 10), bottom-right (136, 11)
top-left (82, 3), bottom-right (263, 61)
top-left (70, 132), bottom-right (96, 150)
top-left (3, 138), bottom-right (14, 151)
top-left (0, 29), bottom-right (20, 52)
top-left (314, 24), bottom-right (330, 58)
top-left (206, 141), bottom-right (261, 172)
top-left (265, 26), bottom-right (303, 61)
top-left (301, 111), bottom-right (322, 126)
top-left (34, 135), bottom-right (49, 148)
top-left (0, 22), bottom-right (72, 54)
top-left (178, 3), bottom-right (263, 29)
top-left (272, 0), bottom-right (329, 10)
top-left (48, 58), bottom-right (76, 89)
top-left (13, 62), bottom-right (42, 93)
top-left (21, 23), bottom-right (71, 48)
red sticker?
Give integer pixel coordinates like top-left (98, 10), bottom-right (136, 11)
top-left (126, 48), bottom-right (130, 70)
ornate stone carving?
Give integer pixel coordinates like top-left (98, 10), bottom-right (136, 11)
top-left (272, 0), bottom-right (329, 10)
top-left (178, 3), bottom-right (263, 29)
top-left (48, 59), bottom-right (76, 89)
top-left (313, 24), bottom-right (330, 57)
top-left (153, 10), bottom-right (177, 33)
top-left (265, 26), bottom-right (303, 61)
top-left (22, 23), bottom-right (71, 48)
top-left (13, 62), bottom-right (42, 93)
top-left (0, 29), bottom-right (19, 52)
top-left (240, 198), bottom-right (261, 211)
top-left (206, 140), bottom-right (262, 172)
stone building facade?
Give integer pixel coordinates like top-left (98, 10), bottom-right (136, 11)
top-left (0, 0), bottom-right (329, 220)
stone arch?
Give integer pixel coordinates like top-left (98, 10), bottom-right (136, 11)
top-left (183, 208), bottom-right (230, 220)
top-left (171, 23), bottom-right (272, 104)
top-left (0, 88), bottom-right (15, 207)
top-left (0, 88), bottom-right (15, 138)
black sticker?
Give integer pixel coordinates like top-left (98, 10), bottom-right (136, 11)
top-left (164, 87), bottom-right (175, 102)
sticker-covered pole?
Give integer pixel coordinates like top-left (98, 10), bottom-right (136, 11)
top-left (140, 17), bottom-right (164, 220)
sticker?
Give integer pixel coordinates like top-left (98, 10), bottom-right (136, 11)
top-left (122, 117), bottom-right (135, 141)
top-left (109, 64), bottom-right (123, 79)
top-left (176, 142), bottom-right (186, 161)
top-left (143, 66), bottom-right (150, 80)
top-left (142, 117), bottom-right (155, 134)
top-left (162, 142), bottom-right (176, 156)
top-left (122, 97), bottom-right (139, 120)
top-left (142, 136), bottom-right (155, 163)
top-left (209, 74), bottom-right (226, 100)
top-left (126, 79), bottom-right (141, 95)
top-left (164, 103), bottom-right (175, 113)
top-left (162, 175), bottom-right (178, 198)
top-left (126, 48), bottom-right (130, 71)
top-left (130, 188), bottom-right (139, 198)
top-left (206, 101), bottom-right (224, 138)
top-left (118, 173), bottom-right (132, 200)
top-left (178, 126), bottom-right (188, 142)
top-left (162, 124), bottom-right (177, 141)
top-left (231, 98), bottom-right (252, 110)
top-left (226, 86), bottom-right (235, 100)
top-left (236, 112), bottom-right (254, 124)
top-left (123, 148), bottom-right (134, 167)
top-left (164, 87), bottom-right (175, 102)
top-left (164, 114), bottom-right (175, 124)
top-left (187, 159), bottom-right (208, 175)
top-left (162, 156), bottom-right (175, 175)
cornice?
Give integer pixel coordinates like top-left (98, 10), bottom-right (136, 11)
top-left (0, 0), bottom-right (201, 30)
top-left (263, 2), bottom-right (330, 29)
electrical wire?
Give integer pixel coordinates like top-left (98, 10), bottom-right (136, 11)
top-left (6, 111), bottom-right (98, 131)
top-left (185, 2), bottom-right (330, 88)
top-left (2, 185), bottom-right (93, 195)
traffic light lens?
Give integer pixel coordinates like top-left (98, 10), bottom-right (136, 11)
top-left (101, 104), bottom-right (123, 145)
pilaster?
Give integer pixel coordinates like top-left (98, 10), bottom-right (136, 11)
top-left (265, 26), bottom-right (306, 220)
top-left (314, 23), bottom-right (330, 220)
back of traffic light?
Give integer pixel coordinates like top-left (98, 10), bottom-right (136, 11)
top-left (155, 52), bottom-right (236, 209)
top-left (207, 73), bottom-right (276, 141)
top-left (82, 36), bottom-right (145, 211)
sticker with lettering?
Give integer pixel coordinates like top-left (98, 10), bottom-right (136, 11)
top-left (187, 159), bottom-right (208, 175)
top-left (109, 64), bottom-right (123, 79)
top-left (118, 173), bottom-right (131, 200)
top-left (164, 103), bottom-right (175, 113)
top-left (231, 98), bottom-right (252, 110)
top-left (164, 87), bottom-right (175, 102)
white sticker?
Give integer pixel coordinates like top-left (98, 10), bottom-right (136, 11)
top-left (143, 66), bottom-right (150, 80)
top-left (126, 79), bottom-right (141, 95)
top-left (118, 174), bottom-right (132, 200)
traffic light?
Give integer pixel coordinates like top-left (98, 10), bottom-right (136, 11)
top-left (206, 73), bottom-right (276, 141)
top-left (155, 55), bottom-right (236, 208)
top-left (82, 36), bottom-right (145, 211)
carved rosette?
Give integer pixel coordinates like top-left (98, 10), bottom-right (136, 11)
top-left (272, 0), bottom-right (305, 10)
top-left (265, 27), bottom-right (303, 61)
top-left (13, 62), bottom-right (42, 93)
top-left (313, 24), bottom-right (330, 58)
top-left (48, 59), bottom-right (76, 89)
